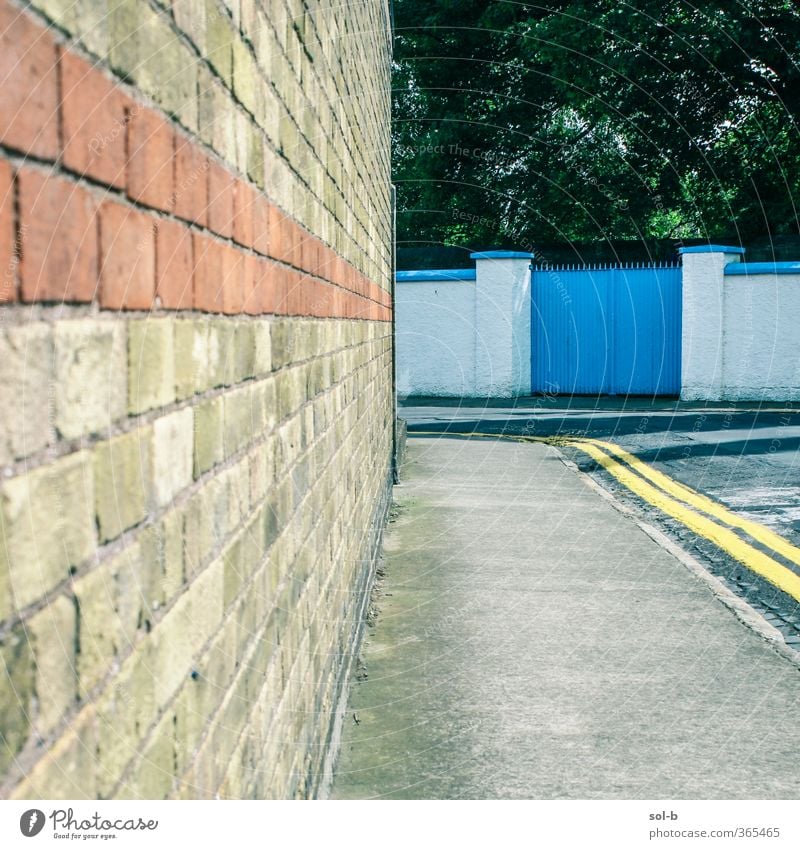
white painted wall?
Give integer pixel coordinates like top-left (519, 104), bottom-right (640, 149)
top-left (680, 246), bottom-right (742, 400)
top-left (396, 276), bottom-right (477, 397)
top-left (722, 272), bottom-right (800, 400)
top-left (396, 253), bottom-right (533, 398)
top-left (473, 254), bottom-right (532, 397)
top-left (681, 246), bottom-right (800, 401)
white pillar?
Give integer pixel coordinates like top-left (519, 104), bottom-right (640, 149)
top-left (471, 251), bottom-right (534, 397)
top-left (679, 245), bottom-right (745, 400)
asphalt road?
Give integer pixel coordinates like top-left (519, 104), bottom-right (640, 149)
top-left (401, 397), bottom-right (800, 647)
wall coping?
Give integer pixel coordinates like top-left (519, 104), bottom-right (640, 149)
top-left (724, 261), bottom-right (800, 276)
top-left (679, 245), bottom-right (746, 255)
top-left (395, 269), bottom-right (476, 282)
top-left (469, 250), bottom-right (535, 260)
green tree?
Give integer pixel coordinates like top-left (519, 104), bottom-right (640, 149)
top-left (393, 0), bottom-right (800, 250)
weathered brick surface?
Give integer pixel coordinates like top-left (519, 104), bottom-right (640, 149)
top-left (1, 451), bottom-right (95, 618)
top-left (19, 170), bottom-right (99, 303)
top-left (127, 107), bottom-right (175, 213)
top-left (0, 322), bottom-right (53, 467)
top-left (94, 429), bottom-right (152, 543)
top-left (28, 595), bottom-right (77, 736)
top-left (156, 218), bottom-right (195, 309)
top-left (61, 51), bottom-right (130, 188)
top-left (99, 202), bottom-right (156, 310)
top-left (0, 160), bottom-right (15, 304)
top-left (54, 320), bottom-right (127, 439)
top-left (0, 2), bottom-right (59, 157)
top-left (0, 0), bottom-right (393, 803)
top-left (152, 408), bottom-right (194, 506)
top-left (128, 319), bottom-right (176, 414)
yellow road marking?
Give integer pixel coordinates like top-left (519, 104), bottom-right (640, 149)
top-left (564, 439), bottom-right (800, 603)
top-left (575, 437), bottom-right (800, 570)
top-left (410, 429), bottom-right (800, 603)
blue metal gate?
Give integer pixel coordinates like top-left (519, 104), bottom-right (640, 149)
top-left (531, 263), bottom-right (682, 396)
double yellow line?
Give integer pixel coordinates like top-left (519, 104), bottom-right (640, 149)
top-left (415, 430), bottom-right (800, 603)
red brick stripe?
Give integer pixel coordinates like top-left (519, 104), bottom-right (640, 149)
top-left (0, 0), bottom-right (392, 321)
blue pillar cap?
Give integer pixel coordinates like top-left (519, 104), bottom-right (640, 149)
top-left (678, 245), bottom-right (746, 255)
top-left (469, 250), bottom-right (535, 260)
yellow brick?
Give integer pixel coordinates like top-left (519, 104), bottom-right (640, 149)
top-left (1, 452), bottom-right (95, 619)
top-left (128, 320), bottom-right (175, 415)
top-left (0, 322), bottom-right (53, 466)
top-left (54, 320), bottom-right (126, 439)
top-left (28, 595), bottom-right (76, 736)
top-left (94, 429), bottom-right (152, 543)
top-left (152, 408), bottom-right (194, 506)
top-left (10, 707), bottom-right (97, 800)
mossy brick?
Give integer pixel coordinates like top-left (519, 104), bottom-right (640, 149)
top-left (73, 545), bottom-right (144, 702)
top-left (29, 595), bottom-right (77, 736)
top-left (139, 509), bottom-right (184, 606)
top-left (253, 322), bottom-right (272, 376)
top-left (182, 489), bottom-right (216, 576)
top-left (0, 322), bottom-right (53, 466)
top-left (128, 709), bottom-right (176, 799)
top-left (276, 369), bottom-right (303, 421)
top-left (174, 320), bottom-right (210, 399)
top-left (173, 0), bottom-right (206, 51)
top-left (29, 0), bottom-right (80, 43)
top-left (94, 429), bottom-right (152, 543)
top-left (151, 590), bottom-right (193, 709)
top-left (205, 0), bottom-right (234, 85)
top-left (0, 624), bottom-right (35, 776)
top-left (247, 124), bottom-right (265, 187)
top-left (108, 636), bottom-right (157, 739)
top-left (261, 378), bottom-right (277, 431)
top-left (152, 408), bottom-right (194, 507)
top-left (74, 564), bottom-right (118, 696)
top-left (270, 320), bottom-right (294, 369)
top-left (188, 556), bottom-right (224, 649)
top-left (208, 320), bottom-right (237, 387)
top-left (249, 447), bottom-right (269, 506)
top-left (222, 387), bottom-right (255, 460)
top-left (233, 320), bottom-right (257, 382)
top-left (108, 0), bottom-right (147, 79)
top-left (110, 541), bottom-right (149, 646)
top-left (128, 319), bottom-right (176, 414)
top-left (1, 452), bottom-right (95, 619)
top-left (222, 535), bottom-right (245, 613)
top-left (9, 706), bottom-right (97, 800)
top-left (54, 320), bottom-right (127, 440)
top-left (138, 17), bottom-right (198, 131)
top-left (94, 678), bottom-right (139, 798)
top-left (162, 509), bottom-right (185, 601)
top-left (198, 67), bottom-right (236, 158)
top-left (194, 396), bottom-right (224, 478)
top-left (232, 39), bottom-right (258, 116)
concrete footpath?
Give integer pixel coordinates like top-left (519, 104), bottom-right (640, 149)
top-left (330, 436), bottom-right (800, 799)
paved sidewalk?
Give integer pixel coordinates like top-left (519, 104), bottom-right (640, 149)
top-left (331, 436), bottom-right (800, 799)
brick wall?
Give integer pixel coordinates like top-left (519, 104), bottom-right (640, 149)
top-left (0, 0), bottom-right (393, 799)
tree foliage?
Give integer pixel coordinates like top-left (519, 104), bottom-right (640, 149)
top-left (393, 0), bottom-right (800, 250)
